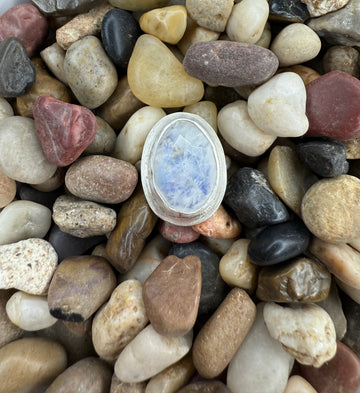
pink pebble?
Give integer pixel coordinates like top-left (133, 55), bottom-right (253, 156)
top-left (33, 96), bottom-right (97, 167)
top-left (159, 220), bottom-right (200, 243)
top-left (0, 4), bottom-right (48, 57)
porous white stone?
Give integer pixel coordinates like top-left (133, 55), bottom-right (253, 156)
top-left (218, 100), bottom-right (276, 157)
top-left (6, 291), bottom-right (57, 331)
top-left (247, 72), bottom-right (309, 137)
top-left (114, 324), bottom-right (193, 383)
top-left (263, 302), bottom-right (337, 367)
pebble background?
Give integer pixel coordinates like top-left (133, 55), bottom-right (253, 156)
top-left (1, 0), bottom-right (360, 392)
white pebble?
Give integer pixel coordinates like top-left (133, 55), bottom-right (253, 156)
top-left (0, 98), bottom-right (14, 122)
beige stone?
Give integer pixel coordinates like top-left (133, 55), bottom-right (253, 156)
top-left (193, 288), bottom-right (256, 378)
top-left (0, 337), bottom-right (67, 393)
top-left (111, 375), bottom-right (146, 393)
top-left (40, 43), bottom-right (68, 85)
top-left (0, 170), bottom-right (16, 208)
top-left (0, 98), bottom-right (14, 121)
top-left (0, 290), bottom-right (23, 348)
top-left (183, 100), bottom-right (218, 132)
top-left (345, 137), bottom-right (360, 159)
top-left (128, 34), bottom-right (204, 108)
top-left (255, 21), bottom-right (271, 48)
top-left (284, 375), bottom-right (317, 393)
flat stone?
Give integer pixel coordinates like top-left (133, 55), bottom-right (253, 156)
top-left (143, 255), bottom-right (201, 336)
top-left (108, 0), bottom-right (170, 12)
top-left (65, 155), bottom-right (138, 204)
top-left (6, 291), bottom-right (57, 331)
top-left (169, 242), bottom-right (228, 317)
top-left (183, 41), bottom-right (278, 88)
top-left (64, 35), bottom-right (118, 109)
top-left (193, 288), bottom-right (256, 378)
top-left (0, 116), bottom-right (57, 184)
top-left (159, 221), bottom-right (200, 243)
top-left (301, 175), bottom-right (360, 243)
top-left (31, 0), bottom-right (103, 16)
top-left (269, 0), bottom-right (310, 22)
top-left (0, 290), bottom-right (24, 348)
top-left (300, 341), bottom-right (360, 393)
top-left (0, 337), bottom-right (67, 393)
top-left (0, 37), bottom-right (35, 98)
top-left (0, 4), bottom-right (48, 57)
top-left (186, 0), bottom-right (233, 32)
top-left (114, 324), bottom-right (193, 383)
top-left (224, 167), bottom-right (289, 228)
top-left (178, 381), bottom-right (231, 393)
top-left (284, 375), bottom-right (317, 393)
top-left (40, 43), bottom-right (68, 85)
top-left (48, 255), bottom-right (116, 322)
top-left (248, 72), bottom-right (309, 137)
top-left (45, 357), bottom-right (112, 393)
top-left (256, 257), bottom-right (331, 302)
top-left (0, 170), bottom-right (16, 208)
top-left (0, 238), bottom-right (58, 295)
top-left (128, 34), bottom-right (204, 108)
top-left (248, 219), bottom-right (311, 266)
top-left (92, 279), bottom-right (148, 362)
top-left (52, 195), bottom-right (117, 238)
top-left (302, 0), bottom-right (350, 16)
top-left (323, 45), bottom-right (360, 77)
top-left (306, 71), bottom-right (360, 140)
top-left (227, 303), bottom-right (294, 393)
top-left (111, 375), bottom-right (146, 393)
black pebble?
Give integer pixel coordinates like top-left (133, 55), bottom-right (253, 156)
top-left (18, 183), bottom-right (64, 209)
top-left (269, 0), bottom-right (310, 22)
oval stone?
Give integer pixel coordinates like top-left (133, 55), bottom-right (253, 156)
top-left (65, 155), bottom-right (138, 204)
top-left (183, 41), bottom-right (278, 88)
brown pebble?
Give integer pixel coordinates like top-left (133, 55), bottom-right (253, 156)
top-left (279, 65), bottom-right (320, 85)
top-left (323, 46), bottom-right (360, 78)
top-left (61, 318), bottom-right (92, 337)
top-left (0, 290), bottom-right (23, 348)
top-left (143, 255), bottom-right (202, 336)
top-left (0, 170), bottom-right (16, 208)
top-left (110, 374), bottom-right (146, 393)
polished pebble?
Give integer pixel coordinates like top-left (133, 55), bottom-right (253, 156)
top-left (268, 0), bottom-right (310, 22)
top-left (0, 170), bottom-right (16, 208)
top-left (92, 279), bottom-right (148, 362)
top-left (159, 221), bottom-right (200, 243)
top-left (284, 375), bottom-right (317, 393)
top-left (323, 45), bottom-right (360, 77)
top-left (31, 0), bottom-right (102, 16)
top-left (183, 41), bottom-right (278, 88)
top-left (0, 290), bottom-right (24, 348)
top-left (84, 116), bottom-right (116, 156)
top-left (40, 43), bottom-right (68, 85)
top-left (65, 155), bottom-right (138, 204)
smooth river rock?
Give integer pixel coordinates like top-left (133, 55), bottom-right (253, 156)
top-left (323, 45), bottom-right (360, 77)
top-left (0, 290), bottom-right (24, 349)
top-left (0, 170), bottom-right (16, 208)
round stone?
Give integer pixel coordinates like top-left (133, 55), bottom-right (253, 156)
top-left (178, 381), bottom-right (231, 393)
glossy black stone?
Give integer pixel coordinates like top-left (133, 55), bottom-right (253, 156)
top-left (248, 219), bottom-right (311, 266)
top-left (18, 183), bottom-right (64, 209)
top-left (101, 9), bottom-right (141, 69)
top-left (269, 0), bottom-right (310, 22)
top-left (224, 167), bottom-right (290, 228)
top-left (169, 242), bottom-right (228, 316)
top-left (296, 140), bottom-right (349, 178)
top-left (31, 0), bottom-right (103, 15)
top-left (0, 37), bottom-right (35, 98)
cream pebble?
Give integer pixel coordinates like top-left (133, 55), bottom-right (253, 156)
top-left (40, 43), bottom-right (68, 85)
top-left (0, 98), bottom-right (14, 121)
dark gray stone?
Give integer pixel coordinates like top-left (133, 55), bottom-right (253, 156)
top-left (269, 0), bottom-right (310, 22)
top-left (31, 0), bottom-right (103, 15)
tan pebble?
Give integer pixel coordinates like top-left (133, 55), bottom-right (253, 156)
top-left (0, 290), bottom-right (23, 349)
top-left (140, 5), bottom-right (187, 45)
top-left (145, 354), bottom-right (195, 393)
top-left (0, 170), bottom-right (16, 208)
top-left (40, 42), bottom-right (68, 85)
top-left (192, 288), bottom-right (256, 378)
top-left (301, 0), bottom-right (350, 17)
top-left (284, 375), bottom-right (318, 393)
top-left (108, 0), bottom-right (170, 12)
top-left (183, 100), bottom-right (218, 132)
top-left (192, 205), bottom-right (241, 239)
top-left (219, 238), bottom-right (258, 291)
top-left (92, 279), bottom-right (148, 362)
top-left (56, 3), bottom-right (114, 50)
top-left (111, 374), bottom-right (146, 393)
top-left (279, 65), bottom-right (321, 85)
top-left (0, 337), bottom-right (67, 393)
top-left (128, 34), bottom-right (204, 108)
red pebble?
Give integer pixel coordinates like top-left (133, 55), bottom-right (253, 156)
top-left (306, 70), bottom-right (360, 140)
top-left (300, 341), bottom-right (360, 393)
top-left (159, 220), bottom-right (200, 243)
top-left (33, 96), bottom-right (97, 167)
top-left (0, 4), bottom-right (48, 57)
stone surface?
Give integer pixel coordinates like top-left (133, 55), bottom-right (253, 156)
top-left (268, 145), bottom-right (318, 216)
top-left (186, 0), bottom-right (233, 32)
top-left (178, 381), bottom-right (231, 393)
top-left (226, 0), bottom-right (269, 43)
top-left (53, 195), bottom-right (117, 238)
top-left (269, 0), bottom-right (310, 22)
top-left (1, 0), bottom-right (32, 16)
top-left (306, 71), bottom-right (360, 140)
top-left (284, 375), bottom-right (317, 393)
top-left (159, 221), bottom-right (200, 243)
top-left (6, 291), bottom-right (57, 331)
top-left (0, 238), bottom-right (58, 295)
top-left (113, 106), bottom-right (166, 164)
top-left (302, 0), bottom-right (349, 16)
top-left (31, 167), bottom-right (66, 192)
top-left (248, 72), bottom-right (309, 137)
top-left (169, 242), bottom-right (228, 317)
top-left (108, 0), bottom-right (170, 11)
top-left (0, 337), bottom-right (67, 393)
top-left (300, 341), bottom-right (360, 393)
top-left (64, 35), bottom-right (117, 109)
top-left (342, 292), bottom-right (360, 355)
top-left (40, 43), bottom-right (68, 85)
top-left (0, 116), bottom-right (57, 184)
top-left (31, 0), bottom-right (103, 15)
top-left (111, 375), bottom-right (146, 393)
top-left (301, 175), bottom-right (360, 243)
top-left (18, 184), bottom-right (63, 210)
top-left (183, 101), bottom-right (218, 133)
top-left (114, 324), bottom-right (193, 383)
top-left (227, 303), bottom-right (294, 393)
top-left (193, 288), bottom-right (256, 379)
top-left (92, 279), bottom-right (148, 362)
top-left (65, 155), bottom-right (138, 204)
top-left (256, 257), bottom-right (331, 302)
top-left (218, 100), bottom-right (277, 157)
top-left (0, 37), bottom-right (35, 98)
top-left (248, 219), bottom-right (311, 266)
top-left (264, 302), bottom-right (337, 367)
top-left (0, 97), bottom-right (13, 121)
top-left (270, 23), bottom-right (321, 67)
top-left (48, 255), bottom-right (116, 322)
top-left (0, 4), bottom-right (48, 57)
top-left (279, 64), bottom-right (320, 85)
top-left (139, 5), bottom-right (187, 44)
top-left (45, 357), bottom-right (112, 393)
top-left (105, 187), bottom-right (157, 273)
top-left (224, 167), bottom-right (289, 228)
top-left (128, 34), bottom-right (204, 108)
top-left (143, 255), bottom-right (201, 336)
top-left (0, 290), bottom-right (24, 348)
top-left (84, 116), bottom-right (116, 156)
top-left (0, 170), bottom-right (16, 208)
top-left (101, 8), bottom-right (141, 69)
top-left (183, 41), bottom-right (278, 88)
top-left (323, 45), bottom-right (360, 77)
